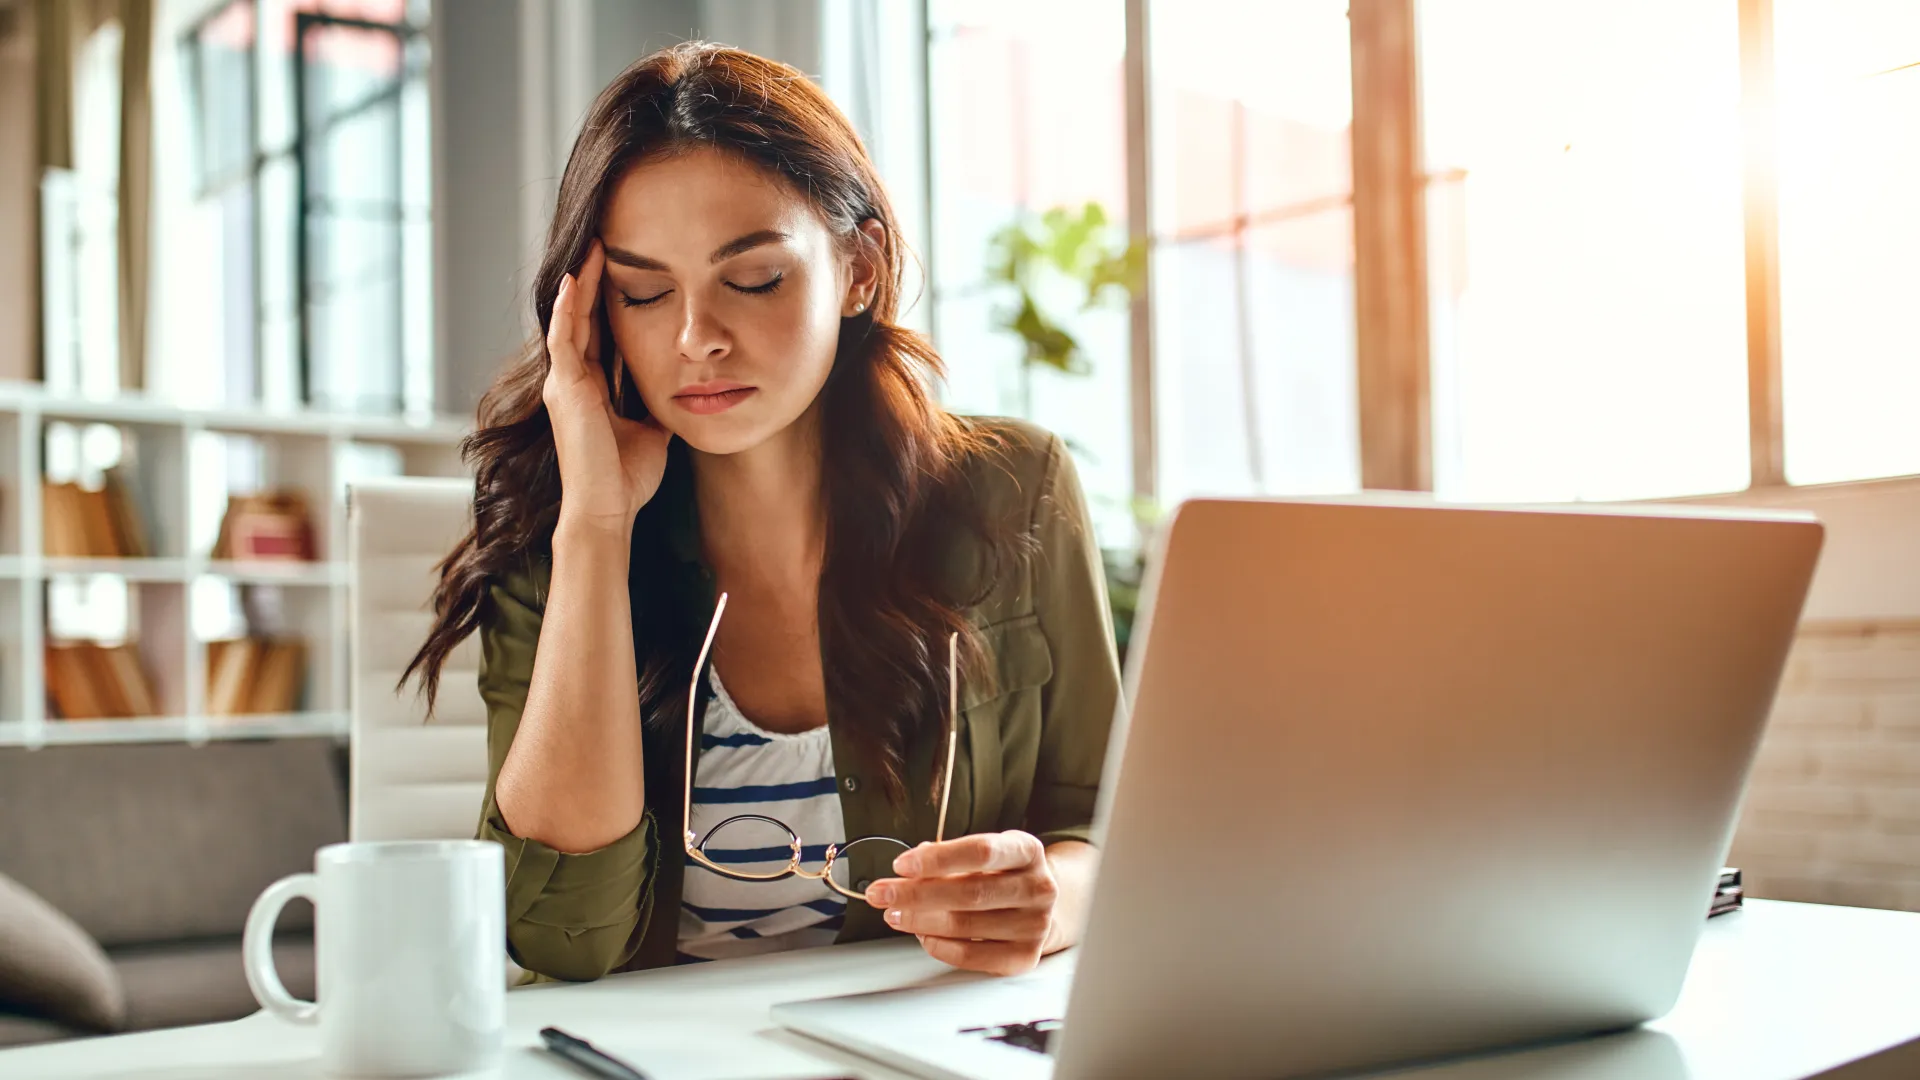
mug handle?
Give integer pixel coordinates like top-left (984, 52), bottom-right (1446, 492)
top-left (243, 872), bottom-right (320, 1025)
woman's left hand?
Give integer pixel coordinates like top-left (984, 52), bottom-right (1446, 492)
top-left (863, 831), bottom-right (1061, 976)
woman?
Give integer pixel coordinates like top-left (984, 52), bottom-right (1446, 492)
top-left (407, 42), bottom-right (1119, 982)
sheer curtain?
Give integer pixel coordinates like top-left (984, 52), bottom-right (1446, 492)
top-left (33, 0), bottom-right (153, 393)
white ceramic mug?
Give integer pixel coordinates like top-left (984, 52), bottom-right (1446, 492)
top-left (244, 839), bottom-right (506, 1078)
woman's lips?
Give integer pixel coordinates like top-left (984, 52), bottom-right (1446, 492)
top-left (673, 385), bottom-right (756, 415)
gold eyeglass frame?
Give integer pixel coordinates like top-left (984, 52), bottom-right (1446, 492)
top-left (682, 592), bottom-right (958, 902)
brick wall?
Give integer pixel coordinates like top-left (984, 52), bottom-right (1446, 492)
top-left (1731, 620), bottom-right (1920, 912)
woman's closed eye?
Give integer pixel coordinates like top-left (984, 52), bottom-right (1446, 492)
top-left (727, 271), bottom-right (784, 295)
top-left (618, 272), bottom-right (784, 308)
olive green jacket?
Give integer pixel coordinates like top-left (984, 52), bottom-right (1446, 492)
top-left (474, 417), bottom-right (1121, 980)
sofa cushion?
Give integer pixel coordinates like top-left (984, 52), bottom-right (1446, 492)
top-left (0, 1011), bottom-right (80, 1048)
top-left (112, 932), bottom-right (315, 1032)
top-left (0, 740), bottom-right (345, 948)
top-left (0, 871), bottom-right (125, 1033)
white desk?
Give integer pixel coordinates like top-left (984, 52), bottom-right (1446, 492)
top-left (6, 900), bottom-right (1918, 1080)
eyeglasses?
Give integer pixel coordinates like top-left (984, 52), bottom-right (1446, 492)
top-left (682, 592), bottom-right (958, 903)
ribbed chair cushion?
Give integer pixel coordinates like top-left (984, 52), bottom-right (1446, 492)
top-left (347, 478), bottom-right (487, 842)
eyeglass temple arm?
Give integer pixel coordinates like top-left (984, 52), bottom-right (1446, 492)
top-left (936, 631), bottom-right (958, 844)
top-left (684, 592), bottom-right (730, 844)
top-left (687, 607), bottom-right (956, 852)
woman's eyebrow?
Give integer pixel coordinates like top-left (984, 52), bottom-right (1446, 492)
top-left (708, 229), bottom-right (790, 263)
top-left (601, 229), bottom-right (791, 274)
top-left (603, 246), bottom-right (669, 272)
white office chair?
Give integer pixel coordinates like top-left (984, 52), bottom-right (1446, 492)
top-left (346, 477), bottom-right (488, 843)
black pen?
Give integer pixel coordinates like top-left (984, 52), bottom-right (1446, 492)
top-left (539, 1026), bottom-right (652, 1080)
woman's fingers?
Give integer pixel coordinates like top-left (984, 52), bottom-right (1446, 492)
top-left (867, 867), bottom-right (1057, 914)
top-left (915, 936), bottom-right (1044, 977)
top-left (894, 833), bottom-right (1044, 878)
top-left (547, 241), bottom-right (609, 380)
top-left (547, 274), bottom-right (575, 360)
top-left (576, 241), bottom-right (606, 364)
top-left (544, 241), bottom-right (668, 520)
top-left (577, 239), bottom-right (606, 295)
top-left (866, 833), bottom-right (1064, 976)
top-left (547, 274), bottom-right (595, 382)
top-left (885, 905), bottom-right (1051, 942)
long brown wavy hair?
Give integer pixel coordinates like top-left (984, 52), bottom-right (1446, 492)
top-left (403, 42), bottom-right (1015, 800)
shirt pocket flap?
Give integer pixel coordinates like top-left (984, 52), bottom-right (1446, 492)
top-left (962, 615), bottom-right (1054, 711)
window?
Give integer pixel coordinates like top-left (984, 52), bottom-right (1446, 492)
top-left (926, 0), bottom-right (1134, 544)
top-left (297, 6), bottom-right (435, 415)
top-left (920, 1), bottom-right (1917, 512)
top-left (1775, 0), bottom-right (1920, 485)
top-left (1148, 0), bottom-right (1358, 504)
top-left (1420, 0), bottom-right (1751, 502)
top-left (170, 0), bottom-right (433, 642)
top-left (177, 0), bottom-right (432, 415)
top-left (41, 19), bottom-right (125, 397)
top-left (172, 0), bottom-right (257, 405)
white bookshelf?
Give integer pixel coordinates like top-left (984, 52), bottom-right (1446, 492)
top-left (0, 382), bottom-right (468, 748)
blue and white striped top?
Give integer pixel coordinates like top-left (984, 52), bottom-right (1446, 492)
top-left (676, 669), bottom-right (848, 963)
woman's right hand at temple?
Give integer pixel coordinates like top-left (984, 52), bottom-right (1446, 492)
top-left (544, 239), bottom-right (672, 532)
top-left (496, 240), bottom-right (658, 859)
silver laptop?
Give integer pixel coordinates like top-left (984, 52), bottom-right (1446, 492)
top-left (774, 497), bottom-right (1823, 1080)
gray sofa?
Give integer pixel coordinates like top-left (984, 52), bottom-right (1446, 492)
top-left (0, 738), bottom-right (346, 1047)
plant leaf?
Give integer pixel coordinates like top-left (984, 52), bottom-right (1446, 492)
top-left (1008, 293), bottom-right (1083, 372)
top-left (986, 200), bottom-right (1142, 378)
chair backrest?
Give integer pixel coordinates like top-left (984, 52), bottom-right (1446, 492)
top-left (347, 477), bottom-right (486, 842)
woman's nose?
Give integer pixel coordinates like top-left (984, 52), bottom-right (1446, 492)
top-left (677, 296), bottom-right (731, 363)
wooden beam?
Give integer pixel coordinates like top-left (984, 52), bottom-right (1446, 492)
top-left (1349, 0), bottom-right (1432, 492)
top-left (1124, 0), bottom-right (1158, 505)
top-left (1740, 0), bottom-right (1786, 487)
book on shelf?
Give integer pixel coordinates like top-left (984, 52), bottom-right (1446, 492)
top-left (249, 641), bottom-right (307, 714)
top-left (76, 484), bottom-right (118, 557)
top-left (101, 468), bottom-right (148, 557)
top-left (1709, 866), bottom-right (1743, 919)
top-left (45, 642), bottom-right (160, 720)
top-left (45, 645), bottom-right (105, 720)
top-left (41, 471), bottom-right (150, 558)
top-left (206, 637), bottom-right (307, 716)
top-left (41, 483), bottom-right (91, 557)
top-left (206, 638), bottom-right (260, 715)
top-left (99, 645), bottom-right (160, 716)
top-left (212, 492), bottom-right (317, 562)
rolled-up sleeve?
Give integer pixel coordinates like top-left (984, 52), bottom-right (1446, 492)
top-left (1027, 436), bottom-right (1123, 847)
top-left (476, 559), bottom-right (655, 981)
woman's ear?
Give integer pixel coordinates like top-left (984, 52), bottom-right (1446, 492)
top-left (844, 218), bottom-right (887, 317)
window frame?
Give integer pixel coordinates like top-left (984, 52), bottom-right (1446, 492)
top-left (1739, 0), bottom-right (1786, 488)
top-left (1106, 0), bottom-right (1840, 503)
top-left (179, 0), bottom-right (425, 413)
top-left (1120, 0), bottom-right (1425, 496)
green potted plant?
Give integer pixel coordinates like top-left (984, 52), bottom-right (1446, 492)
top-left (985, 203), bottom-right (1151, 652)
top-left (986, 202), bottom-right (1145, 413)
